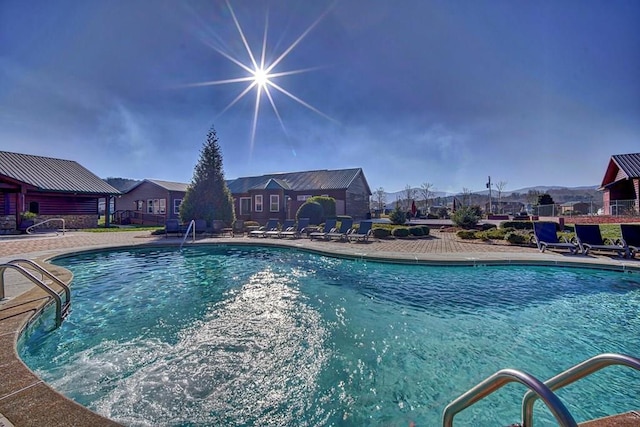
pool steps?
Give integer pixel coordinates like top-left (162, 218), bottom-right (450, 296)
top-left (443, 353), bottom-right (640, 427)
top-left (0, 259), bottom-right (70, 328)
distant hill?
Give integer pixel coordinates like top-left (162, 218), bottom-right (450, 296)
top-left (380, 185), bottom-right (602, 208)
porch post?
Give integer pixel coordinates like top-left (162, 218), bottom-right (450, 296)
top-left (104, 195), bottom-right (112, 228)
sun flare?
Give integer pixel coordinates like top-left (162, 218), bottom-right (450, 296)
top-left (184, 1), bottom-right (335, 157)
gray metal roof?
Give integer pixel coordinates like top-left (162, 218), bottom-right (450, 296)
top-left (612, 153), bottom-right (640, 178)
top-left (0, 151), bottom-right (120, 194)
top-left (145, 179), bottom-right (189, 192)
top-left (226, 168), bottom-right (371, 194)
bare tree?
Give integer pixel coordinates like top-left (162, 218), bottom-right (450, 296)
top-left (373, 187), bottom-right (386, 211)
top-left (461, 187), bottom-right (471, 207)
top-left (404, 185), bottom-right (417, 209)
top-left (495, 181), bottom-right (508, 213)
top-left (420, 182), bottom-right (434, 212)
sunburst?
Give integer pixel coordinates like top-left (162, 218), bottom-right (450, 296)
top-left (186, 1), bottom-right (335, 157)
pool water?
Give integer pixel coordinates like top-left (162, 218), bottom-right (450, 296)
top-left (18, 246), bottom-right (640, 426)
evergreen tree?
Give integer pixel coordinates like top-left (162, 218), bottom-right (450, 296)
top-left (180, 126), bottom-right (235, 226)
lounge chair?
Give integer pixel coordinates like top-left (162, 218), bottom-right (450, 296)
top-left (620, 224), bottom-right (640, 258)
top-left (326, 218), bottom-right (353, 241)
top-left (574, 224), bottom-right (629, 257)
top-left (348, 221), bottom-right (373, 242)
top-left (265, 219), bottom-right (295, 238)
top-left (532, 222), bottom-right (578, 254)
top-left (194, 219), bottom-right (208, 236)
top-left (232, 220), bottom-right (245, 237)
top-left (165, 219), bottom-right (182, 238)
top-left (248, 219), bottom-right (279, 238)
top-left (309, 219), bottom-right (337, 240)
top-left (280, 217), bottom-right (310, 239)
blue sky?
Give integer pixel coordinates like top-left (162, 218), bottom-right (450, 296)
top-left (1, 1), bottom-right (639, 194)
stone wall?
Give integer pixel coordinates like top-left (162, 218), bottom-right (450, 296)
top-left (24, 214), bottom-right (98, 230)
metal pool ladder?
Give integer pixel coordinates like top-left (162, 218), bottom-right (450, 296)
top-left (0, 259), bottom-right (71, 328)
top-left (442, 353), bottom-right (640, 427)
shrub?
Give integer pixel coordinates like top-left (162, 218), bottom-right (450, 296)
top-left (372, 228), bottom-right (391, 239)
top-left (421, 225), bottom-right (430, 236)
top-left (437, 207), bottom-right (449, 219)
top-left (484, 228), bottom-right (510, 239)
top-left (307, 196), bottom-right (336, 222)
top-left (296, 201), bottom-right (323, 225)
top-left (426, 213), bottom-right (439, 219)
top-left (481, 223), bottom-right (497, 230)
top-left (389, 206), bottom-right (408, 225)
top-left (499, 221), bottom-right (534, 230)
top-left (451, 206), bottom-right (481, 229)
top-left (244, 221), bottom-right (260, 228)
top-left (392, 227), bottom-right (410, 237)
top-left (409, 226), bottom-right (424, 236)
top-left (505, 232), bottom-right (528, 244)
top-left (457, 230), bottom-right (478, 239)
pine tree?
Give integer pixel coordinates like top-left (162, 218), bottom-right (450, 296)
top-left (180, 126), bottom-right (235, 226)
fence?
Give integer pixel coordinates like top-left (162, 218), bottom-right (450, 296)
top-left (532, 200), bottom-right (638, 218)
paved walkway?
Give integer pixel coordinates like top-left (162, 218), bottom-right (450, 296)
top-left (1, 229), bottom-right (639, 426)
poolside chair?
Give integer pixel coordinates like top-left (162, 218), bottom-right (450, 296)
top-left (164, 219), bottom-right (182, 238)
top-left (309, 218), bottom-right (337, 240)
top-left (574, 224), bottom-right (629, 258)
top-left (248, 219), bottom-right (279, 238)
top-left (280, 217), bottom-right (310, 239)
top-left (194, 219), bottom-right (208, 236)
top-left (232, 219), bottom-right (245, 237)
top-left (326, 218), bottom-right (353, 241)
top-left (348, 221), bottom-right (373, 243)
top-left (532, 222), bottom-right (578, 254)
top-left (620, 224), bottom-right (640, 259)
top-left (265, 219), bottom-right (295, 238)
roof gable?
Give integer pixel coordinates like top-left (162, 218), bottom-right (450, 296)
top-left (0, 151), bottom-right (120, 194)
top-left (600, 153), bottom-right (640, 188)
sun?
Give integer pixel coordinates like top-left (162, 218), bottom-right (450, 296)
top-left (184, 1), bottom-right (335, 157)
top-left (253, 68), bottom-right (269, 88)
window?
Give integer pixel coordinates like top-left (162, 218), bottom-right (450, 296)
top-left (255, 195), bottom-right (263, 212)
top-left (28, 201), bottom-right (40, 214)
top-left (297, 195), bottom-right (312, 202)
top-left (173, 199), bottom-right (182, 214)
top-left (270, 195), bottom-right (279, 212)
top-left (135, 200), bottom-right (143, 211)
top-left (240, 197), bottom-right (251, 215)
top-left (159, 199), bottom-right (166, 214)
top-left (147, 199), bottom-right (165, 214)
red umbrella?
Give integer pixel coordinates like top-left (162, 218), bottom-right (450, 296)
top-left (411, 200), bottom-right (417, 217)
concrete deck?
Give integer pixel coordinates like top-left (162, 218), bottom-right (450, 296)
top-left (1, 229), bottom-right (639, 426)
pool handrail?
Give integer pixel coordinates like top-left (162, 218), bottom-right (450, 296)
top-left (521, 353), bottom-right (640, 426)
top-left (442, 368), bottom-right (578, 427)
top-left (25, 217), bottom-right (66, 235)
top-left (0, 261), bottom-right (69, 328)
top-left (179, 219), bottom-right (196, 250)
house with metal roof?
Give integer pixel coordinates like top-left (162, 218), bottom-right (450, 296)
top-left (116, 168), bottom-right (372, 226)
top-left (227, 168), bottom-right (372, 224)
top-left (0, 151), bottom-right (120, 232)
top-left (114, 179), bottom-right (189, 225)
top-left (599, 153), bottom-right (640, 216)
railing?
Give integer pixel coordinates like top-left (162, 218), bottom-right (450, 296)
top-left (607, 199), bottom-right (639, 217)
top-left (25, 218), bottom-right (66, 235)
top-left (522, 353), bottom-right (640, 426)
top-left (179, 220), bottom-right (196, 250)
top-left (442, 368), bottom-right (577, 427)
top-left (0, 259), bottom-right (71, 328)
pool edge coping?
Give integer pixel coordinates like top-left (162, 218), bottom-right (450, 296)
top-left (1, 237), bottom-right (640, 425)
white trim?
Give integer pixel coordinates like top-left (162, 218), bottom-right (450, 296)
top-left (255, 195), bottom-right (263, 212)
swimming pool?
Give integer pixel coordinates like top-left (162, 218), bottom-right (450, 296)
top-left (18, 245), bottom-right (640, 426)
